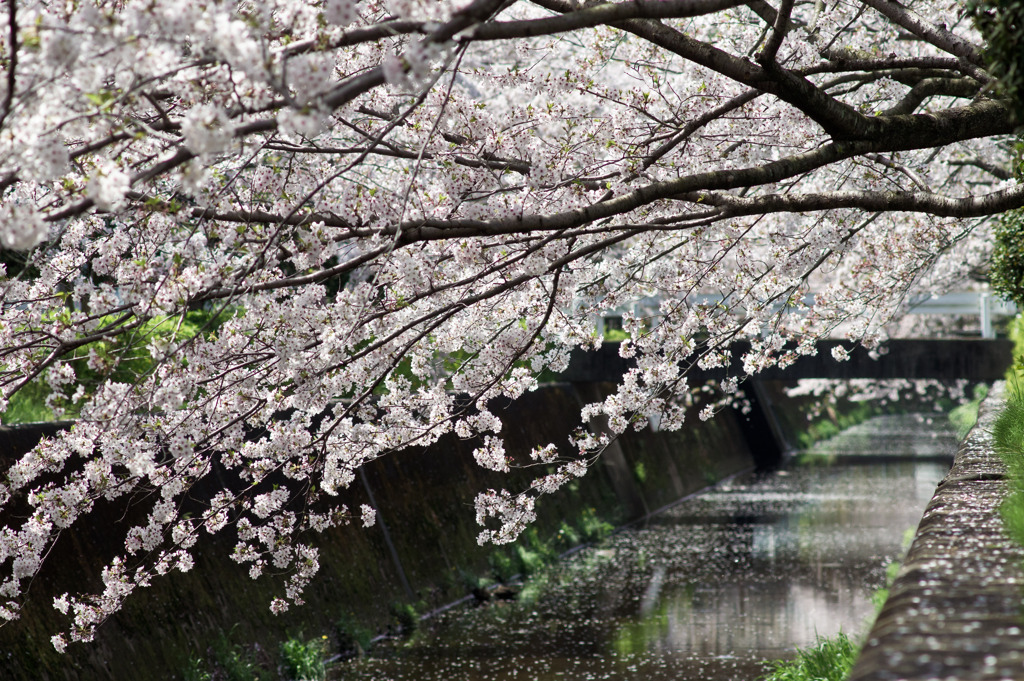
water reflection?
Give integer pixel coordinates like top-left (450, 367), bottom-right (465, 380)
top-left (335, 415), bottom-right (955, 681)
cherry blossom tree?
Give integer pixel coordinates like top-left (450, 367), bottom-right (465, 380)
top-left (0, 0), bottom-right (1018, 650)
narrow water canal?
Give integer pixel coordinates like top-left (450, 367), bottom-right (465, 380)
top-left (337, 414), bottom-right (957, 681)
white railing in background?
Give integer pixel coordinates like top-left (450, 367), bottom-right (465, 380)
top-left (593, 292), bottom-right (1019, 340)
top-left (906, 292), bottom-right (1018, 339)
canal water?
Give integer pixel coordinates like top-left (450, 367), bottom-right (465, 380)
top-left (335, 413), bottom-right (957, 681)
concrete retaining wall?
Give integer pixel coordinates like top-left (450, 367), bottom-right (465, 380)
top-left (850, 382), bottom-right (1024, 680)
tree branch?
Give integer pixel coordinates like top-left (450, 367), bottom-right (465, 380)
top-left (476, 0), bottom-right (750, 40)
top-left (947, 158), bottom-right (1013, 181)
top-left (681, 183), bottom-right (1024, 218)
top-left (882, 76), bottom-right (981, 116)
top-left (0, 0), bottom-right (17, 130)
top-left (598, 11), bottom-right (881, 140)
top-left (858, 0), bottom-right (984, 67)
top-left (756, 0), bottom-right (794, 66)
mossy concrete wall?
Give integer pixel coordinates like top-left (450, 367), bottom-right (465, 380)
top-left (849, 382), bottom-right (1024, 680)
top-left (0, 381), bottom-right (757, 680)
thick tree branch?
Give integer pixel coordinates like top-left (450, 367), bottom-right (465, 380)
top-left (0, 1), bottom-right (15, 129)
top-left (475, 0), bottom-right (749, 40)
top-left (756, 0), bottom-right (794, 66)
top-left (680, 184), bottom-right (1024, 217)
top-left (163, 99), bottom-right (1017, 249)
top-left (814, 51), bottom-right (974, 79)
top-left (882, 76), bottom-right (982, 116)
top-left (858, 0), bottom-right (984, 67)
top-left (948, 158), bottom-right (1012, 181)
top-left (745, 0), bottom-right (778, 26)
top-left (282, 20), bottom-right (430, 57)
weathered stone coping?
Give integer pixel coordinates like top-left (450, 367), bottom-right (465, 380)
top-left (849, 382), bottom-right (1024, 680)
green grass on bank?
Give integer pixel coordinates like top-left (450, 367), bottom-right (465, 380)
top-left (992, 380), bottom-right (1024, 548)
top-left (993, 314), bottom-right (1024, 548)
top-left (760, 633), bottom-right (858, 681)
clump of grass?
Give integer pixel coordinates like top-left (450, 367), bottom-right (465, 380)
top-left (182, 655), bottom-right (212, 681)
top-left (515, 570), bottom-right (553, 605)
top-left (992, 361), bottom-right (1024, 547)
top-left (760, 632), bottom-right (858, 681)
top-left (1, 380), bottom-right (56, 423)
top-left (279, 634), bottom-right (327, 681)
top-left (993, 393), bottom-right (1024, 481)
top-left (555, 520), bottom-right (581, 549)
top-left (1001, 494), bottom-right (1024, 548)
top-left (389, 601), bottom-right (422, 634)
top-left (578, 506), bottom-right (614, 543)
